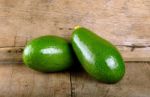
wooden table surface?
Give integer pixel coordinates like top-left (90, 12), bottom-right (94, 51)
top-left (0, 0), bottom-right (150, 97)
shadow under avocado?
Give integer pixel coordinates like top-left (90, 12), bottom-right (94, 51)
top-left (68, 43), bottom-right (83, 72)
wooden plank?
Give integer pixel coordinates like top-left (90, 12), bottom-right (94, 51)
top-left (0, 0), bottom-right (149, 47)
top-left (0, 46), bottom-right (150, 63)
top-left (117, 46), bottom-right (150, 61)
top-left (0, 63), bottom-right (71, 97)
top-left (0, 0), bottom-right (149, 62)
top-left (0, 47), bottom-right (23, 63)
top-left (0, 62), bottom-right (149, 97)
top-left (71, 62), bottom-right (150, 97)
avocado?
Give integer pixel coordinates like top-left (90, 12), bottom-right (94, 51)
top-left (71, 26), bottom-right (125, 83)
top-left (23, 35), bottom-right (73, 72)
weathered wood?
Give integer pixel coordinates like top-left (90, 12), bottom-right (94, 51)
top-left (71, 62), bottom-right (150, 97)
top-left (0, 0), bottom-right (149, 51)
top-left (0, 62), bottom-right (149, 97)
top-left (0, 63), bottom-right (71, 97)
top-left (0, 47), bottom-right (23, 63)
top-left (117, 46), bottom-right (150, 61)
top-left (0, 0), bottom-right (149, 97)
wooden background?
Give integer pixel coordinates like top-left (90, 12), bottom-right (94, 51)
top-left (0, 0), bottom-right (149, 97)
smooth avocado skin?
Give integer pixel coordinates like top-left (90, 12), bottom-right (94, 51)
top-left (71, 27), bottom-right (125, 83)
top-left (23, 35), bottom-right (73, 72)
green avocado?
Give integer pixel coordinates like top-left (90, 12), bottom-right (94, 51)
top-left (71, 26), bottom-right (125, 83)
top-left (23, 35), bottom-right (73, 72)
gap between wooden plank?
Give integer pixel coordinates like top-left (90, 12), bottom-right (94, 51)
top-left (70, 71), bottom-right (74, 97)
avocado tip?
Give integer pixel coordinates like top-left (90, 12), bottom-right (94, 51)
top-left (74, 25), bottom-right (81, 30)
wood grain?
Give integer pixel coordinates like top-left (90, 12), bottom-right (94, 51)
top-left (71, 62), bottom-right (150, 97)
top-left (0, 47), bottom-right (23, 63)
top-left (0, 62), bottom-right (149, 97)
top-left (0, 0), bottom-right (150, 61)
top-left (0, 0), bottom-right (149, 61)
top-left (0, 63), bottom-right (71, 97)
top-left (0, 0), bottom-right (149, 97)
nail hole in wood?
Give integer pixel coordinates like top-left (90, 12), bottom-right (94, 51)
top-left (59, 27), bottom-right (63, 30)
top-left (68, 28), bottom-right (73, 30)
top-left (8, 50), bottom-right (11, 53)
